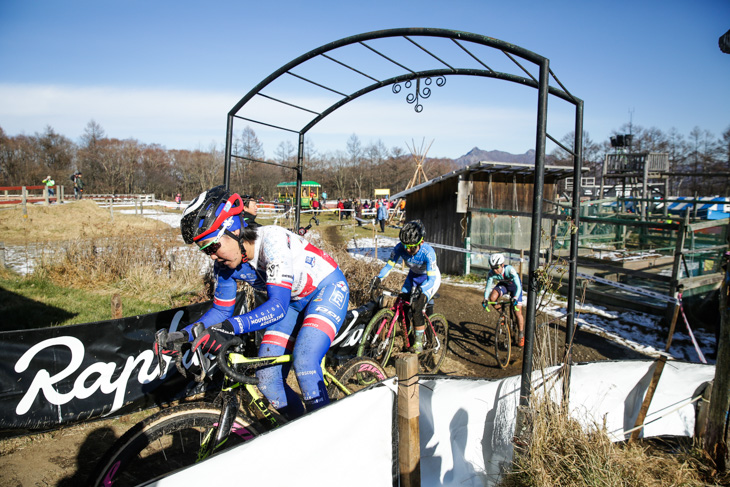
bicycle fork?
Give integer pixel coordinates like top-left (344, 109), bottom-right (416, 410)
top-left (198, 391), bottom-right (240, 461)
top-left (425, 316), bottom-right (441, 352)
top-left (371, 313), bottom-right (397, 355)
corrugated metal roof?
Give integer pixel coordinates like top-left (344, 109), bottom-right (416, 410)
top-left (390, 161), bottom-right (577, 199)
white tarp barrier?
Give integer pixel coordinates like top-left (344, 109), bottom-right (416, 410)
top-left (147, 361), bottom-right (714, 487)
top-left (147, 379), bottom-right (398, 487)
top-left (419, 360), bottom-right (715, 487)
top-left (568, 360), bottom-right (714, 440)
top-left (419, 375), bottom-right (521, 486)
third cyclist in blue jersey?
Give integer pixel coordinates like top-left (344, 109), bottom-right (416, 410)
top-left (483, 253), bottom-right (525, 347)
top-left (371, 220), bottom-right (441, 353)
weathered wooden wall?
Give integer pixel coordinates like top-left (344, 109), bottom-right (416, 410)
top-left (403, 169), bottom-right (562, 275)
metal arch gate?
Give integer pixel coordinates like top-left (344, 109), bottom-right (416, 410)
top-left (222, 27), bottom-right (584, 410)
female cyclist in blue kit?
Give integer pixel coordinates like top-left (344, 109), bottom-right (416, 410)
top-left (175, 185), bottom-right (350, 418)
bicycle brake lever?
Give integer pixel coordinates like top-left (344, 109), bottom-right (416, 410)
top-left (191, 323), bottom-right (210, 383)
top-left (154, 329), bottom-right (168, 379)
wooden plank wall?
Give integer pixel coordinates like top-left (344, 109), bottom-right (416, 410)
top-left (471, 173), bottom-right (557, 213)
top-left (403, 177), bottom-right (465, 275)
top-left (403, 170), bottom-right (561, 275)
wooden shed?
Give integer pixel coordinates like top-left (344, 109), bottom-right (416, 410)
top-left (392, 161), bottom-right (575, 275)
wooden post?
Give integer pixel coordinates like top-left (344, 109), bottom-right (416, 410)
top-left (664, 291), bottom-right (681, 351)
top-left (43, 187), bottom-right (49, 205)
top-left (666, 212), bottom-right (689, 326)
top-left (374, 233), bottom-right (378, 261)
top-left (630, 286), bottom-right (684, 443)
top-left (629, 356), bottom-right (667, 442)
top-left (0, 241), bottom-right (5, 268)
top-left (21, 186), bottom-right (28, 218)
top-left (111, 293), bottom-right (123, 319)
top-left (704, 255), bottom-right (730, 470)
top-left (396, 354), bottom-right (420, 487)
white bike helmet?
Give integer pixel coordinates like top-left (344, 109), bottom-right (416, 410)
top-left (489, 253), bottom-right (505, 268)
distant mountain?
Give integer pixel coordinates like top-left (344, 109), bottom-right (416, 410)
top-left (454, 147), bottom-right (536, 167)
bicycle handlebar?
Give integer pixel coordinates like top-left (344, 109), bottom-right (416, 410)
top-left (484, 298), bottom-right (518, 312)
top-left (216, 337), bottom-right (260, 385)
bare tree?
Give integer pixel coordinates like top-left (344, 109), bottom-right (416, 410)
top-left (231, 126), bottom-right (265, 192)
top-left (172, 144), bottom-right (223, 196)
top-left (346, 134), bottom-right (366, 198)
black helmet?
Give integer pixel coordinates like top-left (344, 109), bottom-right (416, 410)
top-left (180, 185), bottom-right (245, 244)
top-left (399, 220), bottom-right (426, 246)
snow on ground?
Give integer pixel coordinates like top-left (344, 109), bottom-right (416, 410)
top-left (118, 208), bottom-right (182, 227)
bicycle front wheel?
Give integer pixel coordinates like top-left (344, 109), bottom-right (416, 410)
top-left (90, 402), bottom-right (261, 487)
top-left (494, 315), bottom-right (512, 369)
top-left (419, 313), bottom-right (449, 374)
top-left (357, 308), bottom-right (397, 368)
top-left (327, 357), bottom-right (389, 400)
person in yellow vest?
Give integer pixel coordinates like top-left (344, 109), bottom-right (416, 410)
top-left (42, 175), bottom-right (55, 197)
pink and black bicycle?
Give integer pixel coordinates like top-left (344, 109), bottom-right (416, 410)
top-left (357, 283), bottom-right (449, 373)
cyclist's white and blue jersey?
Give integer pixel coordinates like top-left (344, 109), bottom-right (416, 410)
top-left (377, 242), bottom-right (441, 300)
top-left (484, 264), bottom-right (523, 303)
top-left (189, 225), bottom-right (349, 415)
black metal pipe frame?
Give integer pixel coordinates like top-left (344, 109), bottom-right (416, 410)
top-left (563, 100), bottom-right (584, 403)
top-left (519, 58), bottom-right (550, 407)
top-left (221, 27), bottom-right (584, 409)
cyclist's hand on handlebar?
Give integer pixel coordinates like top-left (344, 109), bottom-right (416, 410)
top-left (154, 329), bottom-right (190, 359)
top-left (192, 321), bottom-right (236, 355)
top-left (411, 286), bottom-right (422, 301)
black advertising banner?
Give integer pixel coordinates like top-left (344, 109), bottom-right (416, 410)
top-left (0, 299), bottom-right (222, 432)
top-left (0, 293), bottom-right (375, 433)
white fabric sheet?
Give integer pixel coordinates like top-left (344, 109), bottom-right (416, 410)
top-left (145, 360), bottom-right (714, 487)
top-left (147, 379), bottom-right (397, 487)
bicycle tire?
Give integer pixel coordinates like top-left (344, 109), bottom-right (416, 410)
top-left (90, 402), bottom-right (261, 487)
top-left (419, 313), bottom-right (449, 374)
top-left (357, 308), bottom-right (397, 368)
top-left (327, 357), bottom-right (388, 400)
top-left (494, 315), bottom-right (512, 369)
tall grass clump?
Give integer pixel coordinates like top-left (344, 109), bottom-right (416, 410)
top-left (500, 395), bottom-right (707, 487)
top-left (35, 228), bottom-right (210, 307)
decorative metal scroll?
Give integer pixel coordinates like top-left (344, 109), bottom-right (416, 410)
top-left (392, 76), bottom-right (446, 112)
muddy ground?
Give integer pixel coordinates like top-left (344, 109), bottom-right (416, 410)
top-left (0, 227), bottom-right (653, 486)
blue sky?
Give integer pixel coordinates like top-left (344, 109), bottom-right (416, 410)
top-left (1, 0), bottom-right (728, 159)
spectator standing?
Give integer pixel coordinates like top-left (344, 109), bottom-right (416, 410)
top-left (377, 199), bottom-right (388, 233)
top-left (343, 198), bottom-right (352, 219)
top-left (242, 195), bottom-right (261, 228)
top-left (337, 198), bottom-right (344, 221)
top-left (354, 199), bottom-right (363, 226)
top-left (311, 197), bottom-right (320, 215)
top-left (42, 175), bottom-right (55, 197)
top-left (175, 193), bottom-right (182, 207)
top-left (73, 172), bottom-right (84, 199)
